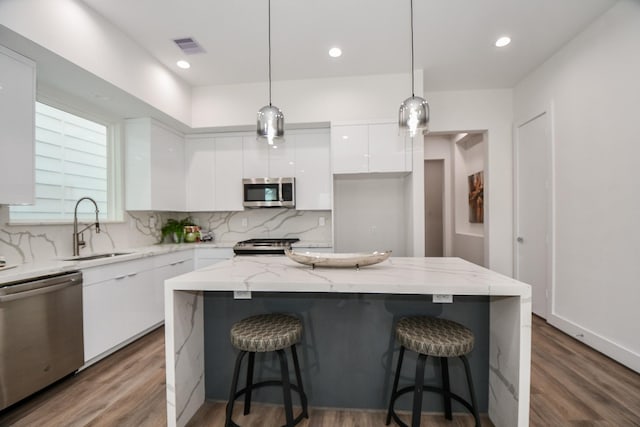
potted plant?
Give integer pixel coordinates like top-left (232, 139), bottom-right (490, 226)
top-left (161, 217), bottom-right (194, 243)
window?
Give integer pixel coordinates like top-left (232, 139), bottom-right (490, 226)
top-left (10, 102), bottom-right (120, 222)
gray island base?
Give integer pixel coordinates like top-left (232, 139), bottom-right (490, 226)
top-left (164, 257), bottom-right (531, 427)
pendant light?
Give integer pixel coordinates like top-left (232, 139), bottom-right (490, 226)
top-left (398, 0), bottom-right (429, 137)
top-left (257, 0), bottom-right (284, 144)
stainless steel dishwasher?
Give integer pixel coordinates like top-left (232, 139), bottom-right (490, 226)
top-left (0, 271), bottom-right (84, 410)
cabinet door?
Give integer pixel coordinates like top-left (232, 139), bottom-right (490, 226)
top-left (369, 123), bottom-right (406, 172)
top-left (151, 124), bottom-right (185, 211)
top-left (82, 269), bottom-right (155, 362)
top-left (269, 137), bottom-right (296, 177)
top-left (185, 137), bottom-right (216, 211)
top-left (295, 132), bottom-right (331, 210)
top-left (215, 137), bottom-right (244, 210)
top-left (243, 136), bottom-right (269, 178)
top-left (331, 125), bottom-right (368, 174)
top-left (0, 46), bottom-right (35, 204)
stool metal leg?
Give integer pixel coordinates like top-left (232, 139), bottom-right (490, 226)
top-left (226, 350), bottom-right (247, 427)
top-left (244, 352), bottom-right (256, 415)
top-left (460, 355), bottom-right (481, 427)
top-left (411, 354), bottom-right (427, 427)
top-left (440, 357), bottom-right (453, 420)
top-left (290, 344), bottom-right (308, 418)
top-left (386, 346), bottom-right (405, 425)
top-left (277, 349), bottom-right (295, 427)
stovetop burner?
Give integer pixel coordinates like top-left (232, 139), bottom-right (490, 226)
top-left (233, 238), bottom-right (300, 255)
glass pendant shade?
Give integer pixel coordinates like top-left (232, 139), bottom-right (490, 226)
top-left (257, 104), bottom-right (284, 144)
top-left (399, 95), bottom-right (429, 137)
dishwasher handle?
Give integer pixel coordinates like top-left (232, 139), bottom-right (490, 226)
top-left (0, 272), bottom-right (82, 303)
top-left (0, 280), bottom-right (81, 303)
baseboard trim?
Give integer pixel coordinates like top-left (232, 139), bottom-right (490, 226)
top-left (79, 321), bottom-right (164, 370)
top-left (547, 313), bottom-right (639, 373)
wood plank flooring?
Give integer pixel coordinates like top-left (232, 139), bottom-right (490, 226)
top-left (0, 316), bottom-right (639, 426)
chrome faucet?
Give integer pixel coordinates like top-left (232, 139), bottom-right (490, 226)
top-left (73, 197), bottom-right (101, 256)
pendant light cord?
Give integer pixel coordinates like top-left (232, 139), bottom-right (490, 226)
top-left (268, 0), bottom-right (272, 106)
top-left (410, 0), bottom-right (415, 98)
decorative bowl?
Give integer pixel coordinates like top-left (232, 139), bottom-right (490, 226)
top-left (284, 249), bottom-right (391, 269)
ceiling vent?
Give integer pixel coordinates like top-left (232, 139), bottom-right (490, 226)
top-left (173, 37), bottom-right (206, 55)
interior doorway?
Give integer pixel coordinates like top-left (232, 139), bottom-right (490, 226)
top-left (424, 159), bottom-right (444, 256)
top-left (515, 112), bottom-right (551, 318)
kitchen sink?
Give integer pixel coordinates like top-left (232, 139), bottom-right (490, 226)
top-left (63, 252), bottom-right (133, 261)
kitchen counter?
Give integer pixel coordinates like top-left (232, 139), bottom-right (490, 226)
top-left (0, 243), bottom-right (231, 285)
top-left (164, 256), bottom-right (531, 427)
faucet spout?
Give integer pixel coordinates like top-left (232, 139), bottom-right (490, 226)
top-left (73, 197), bottom-right (101, 256)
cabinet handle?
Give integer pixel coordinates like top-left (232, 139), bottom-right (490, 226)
top-left (115, 275), bottom-right (126, 280)
top-left (170, 260), bottom-right (185, 266)
top-left (128, 272), bottom-right (138, 277)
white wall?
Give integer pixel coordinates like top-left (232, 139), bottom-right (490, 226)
top-left (192, 72), bottom-right (423, 128)
top-left (514, 0), bottom-right (640, 371)
top-left (334, 175), bottom-right (408, 256)
top-left (424, 90), bottom-right (513, 274)
top-left (0, 0), bottom-right (192, 126)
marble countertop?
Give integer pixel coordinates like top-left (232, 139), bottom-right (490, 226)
top-left (0, 241), bottom-right (333, 285)
top-left (166, 256), bottom-right (530, 297)
top-left (0, 243), bottom-right (228, 285)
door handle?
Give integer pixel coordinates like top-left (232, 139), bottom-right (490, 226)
top-left (517, 237), bottom-right (524, 243)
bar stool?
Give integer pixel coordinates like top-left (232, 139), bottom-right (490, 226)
top-left (386, 316), bottom-right (481, 427)
top-left (225, 313), bottom-right (309, 427)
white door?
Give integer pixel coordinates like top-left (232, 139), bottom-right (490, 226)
top-left (516, 113), bottom-right (550, 318)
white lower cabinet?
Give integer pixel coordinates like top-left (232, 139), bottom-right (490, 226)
top-left (82, 258), bottom-right (156, 363)
top-left (194, 247), bottom-right (234, 269)
top-left (82, 250), bottom-right (194, 365)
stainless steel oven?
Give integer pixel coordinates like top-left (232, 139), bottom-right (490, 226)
top-left (0, 271), bottom-right (84, 410)
top-left (243, 177), bottom-right (295, 208)
top-left (233, 238), bottom-right (300, 255)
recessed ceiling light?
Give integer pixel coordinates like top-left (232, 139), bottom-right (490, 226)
top-left (495, 36), bottom-right (511, 48)
top-left (176, 60), bottom-right (191, 69)
top-left (329, 47), bottom-right (342, 58)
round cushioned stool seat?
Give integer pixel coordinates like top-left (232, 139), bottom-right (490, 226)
top-left (395, 316), bottom-right (474, 357)
top-left (230, 313), bottom-right (302, 353)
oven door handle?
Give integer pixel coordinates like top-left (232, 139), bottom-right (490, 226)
top-left (0, 281), bottom-right (80, 303)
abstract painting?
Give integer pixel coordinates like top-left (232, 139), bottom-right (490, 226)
top-left (468, 171), bottom-right (484, 223)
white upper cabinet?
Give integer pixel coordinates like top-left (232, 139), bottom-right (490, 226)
top-left (331, 124), bottom-right (369, 174)
top-left (243, 136), bottom-right (296, 178)
top-left (269, 137), bottom-right (296, 177)
top-left (0, 46), bottom-right (35, 205)
top-left (184, 135), bottom-right (243, 211)
top-left (185, 137), bottom-right (215, 211)
top-left (242, 136), bottom-right (269, 178)
top-left (183, 129), bottom-right (329, 212)
top-left (293, 130), bottom-right (331, 210)
top-left (214, 136), bottom-right (243, 211)
top-left (369, 123), bottom-right (409, 172)
top-left (125, 118), bottom-right (185, 211)
top-left (331, 122), bottom-right (412, 174)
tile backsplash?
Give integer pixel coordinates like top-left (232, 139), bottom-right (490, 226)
top-left (0, 206), bottom-right (331, 265)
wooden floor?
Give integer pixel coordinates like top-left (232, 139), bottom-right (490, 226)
top-left (1, 316), bottom-right (639, 426)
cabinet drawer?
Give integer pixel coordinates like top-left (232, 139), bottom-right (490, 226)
top-left (81, 257), bottom-right (152, 286)
top-left (153, 250), bottom-right (194, 269)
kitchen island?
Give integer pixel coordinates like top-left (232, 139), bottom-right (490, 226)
top-left (164, 256), bottom-right (531, 427)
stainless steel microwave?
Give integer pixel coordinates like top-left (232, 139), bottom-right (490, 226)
top-left (243, 177), bottom-right (295, 208)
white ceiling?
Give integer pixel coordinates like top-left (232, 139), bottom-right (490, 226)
top-left (80, 0), bottom-right (617, 90)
